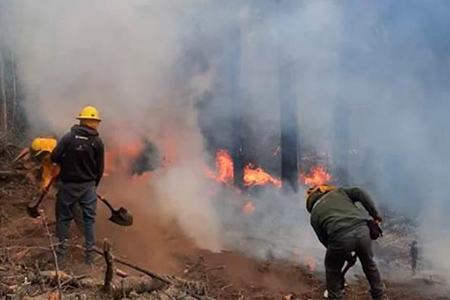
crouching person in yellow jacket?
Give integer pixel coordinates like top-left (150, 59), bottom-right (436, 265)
top-left (13, 137), bottom-right (84, 234)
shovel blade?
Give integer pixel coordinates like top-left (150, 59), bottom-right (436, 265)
top-left (27, 204), bottom-right (41, 218)
top-left (109, 207), bottom-right (133, 226)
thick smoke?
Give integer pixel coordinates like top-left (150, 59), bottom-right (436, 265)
top-left (0, 0), bottom-right (229, 252)
top-left (2, 0), bottom-right (450, 282)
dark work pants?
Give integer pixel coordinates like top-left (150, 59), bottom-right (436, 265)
top-left (325, 225), bottom-right (386, 300)
top-left (55, 199), bottom-right (85, 235)
top-left (56, 182), bottom-right (97, 257)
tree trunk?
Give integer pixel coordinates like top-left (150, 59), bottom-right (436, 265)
top-left (276, 0), bottom-right (299, 193)
top-left (229, 21), bottom-right (245, 190)
top-left (0, 49), bottom-right (7, 134)
top-left (10, 52), bottom-right (17, 132)
top-left (333, 103), bottom-right (351, 185)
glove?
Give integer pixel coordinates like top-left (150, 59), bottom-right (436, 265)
top-left (374, 216), bottom-right (383, 224)
top-left (367, 219), bottom-right (383, 240)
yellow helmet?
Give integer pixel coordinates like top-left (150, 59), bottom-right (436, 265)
top-left (306, 185), bottom-right (337, 201)
top-left (30, 138), bottom-right (57, 157)
top-left (76, 106), bottom-right (101, 121)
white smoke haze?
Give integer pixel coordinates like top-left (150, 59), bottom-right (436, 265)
top-left (2, 0), bottom-right (450, 284)
top-left (0, 0), bottom-right (232, 253)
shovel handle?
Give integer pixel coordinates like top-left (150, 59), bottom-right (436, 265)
top-left (342, 253), bottom-right (357, 276)
top-left (29, 177), bottom-right (55, 209)
top-left (97, 194), bottom-right (114, 211)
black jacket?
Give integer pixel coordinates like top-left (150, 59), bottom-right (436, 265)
top-left (51, 125), bottom-right (104, 186)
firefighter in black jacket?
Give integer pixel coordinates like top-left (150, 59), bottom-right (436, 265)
top-left (51, 106), bottom-right (104, 265)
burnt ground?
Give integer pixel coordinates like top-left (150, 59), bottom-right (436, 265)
top-left (1, 157), bottom-right (450, 299)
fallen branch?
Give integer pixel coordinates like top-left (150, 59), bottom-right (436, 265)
top-left (115, 268), bottom-right (128, 278)
top-left (0, 170), bottom-right (27, 178)
top-left (113, 276), bottom-right (159, 296)
top-left (4, 143), bottom-right (22, 149)
top-left (40, 210), bottom-right (62, 300)
top-left (87, 245), bottom-right (171, 285)
top-left (206, 266), bottom-right (226, 272)
top-left (0, 281), bottom-right (16, 296)
top-left (73, 244), bottom-right (210, 300)
top-left (33, 262), bottom-right (45, 293)
top-left (76, 276), bottom-right (160, 296)
top-left (59, 275), bottom-right (87, 290)
top-left (39, 271), bottom-right (71, 282)
top-left (103, 239), bottom-right (114, 293)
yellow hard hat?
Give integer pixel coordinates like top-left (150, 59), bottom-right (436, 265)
top-left (30, 138), bottom-right (57, 157)
top-left (306, 185), bottom-right (337, 201)
top-left (76, 106), bottom-right (101, 121)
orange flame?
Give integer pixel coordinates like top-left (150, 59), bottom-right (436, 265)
top-left (244, 164), bottom-right (281, 188)
top-left (306, 256), bottom-right (315, 272)
top-left (300, 166), bottom-right (331, 186)
top-left (207, 150), bottom-right (281, 188)
top-left (206, 149), bottom-right (234, 185)
top-left (243, 201), bottom-right (255, 214)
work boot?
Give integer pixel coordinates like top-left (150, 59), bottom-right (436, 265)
top-left (373, 293), bottom-right (389, 300)
top-left (84, 250), bottom-right (95, 266)
top-left (56, 252), bottom-right (67, 270)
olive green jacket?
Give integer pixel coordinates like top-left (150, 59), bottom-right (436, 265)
top-left (306, 187), bottom-right (381, 247)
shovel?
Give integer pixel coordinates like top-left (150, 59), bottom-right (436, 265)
top-left (97, 194), bottom-right (133, 226)
top-left (27, 178), bottom-right (55, 218)
top-left (27, 181), bottom-right (133, 226)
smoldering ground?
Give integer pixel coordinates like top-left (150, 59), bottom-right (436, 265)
top-left (1, 0), bottom-right (450, 284)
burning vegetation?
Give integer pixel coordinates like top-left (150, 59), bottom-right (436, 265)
top-left (206, 149), bottom-right (331, 189)
top-left (300, 166), bottom-right (331, 186)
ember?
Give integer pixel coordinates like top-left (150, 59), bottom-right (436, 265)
top-left (306, 256), bottom-right (315, 272)
top-left (243, 201), bottom-right (256, 214)
top-left (300, 166), bottom-right (331, 186)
